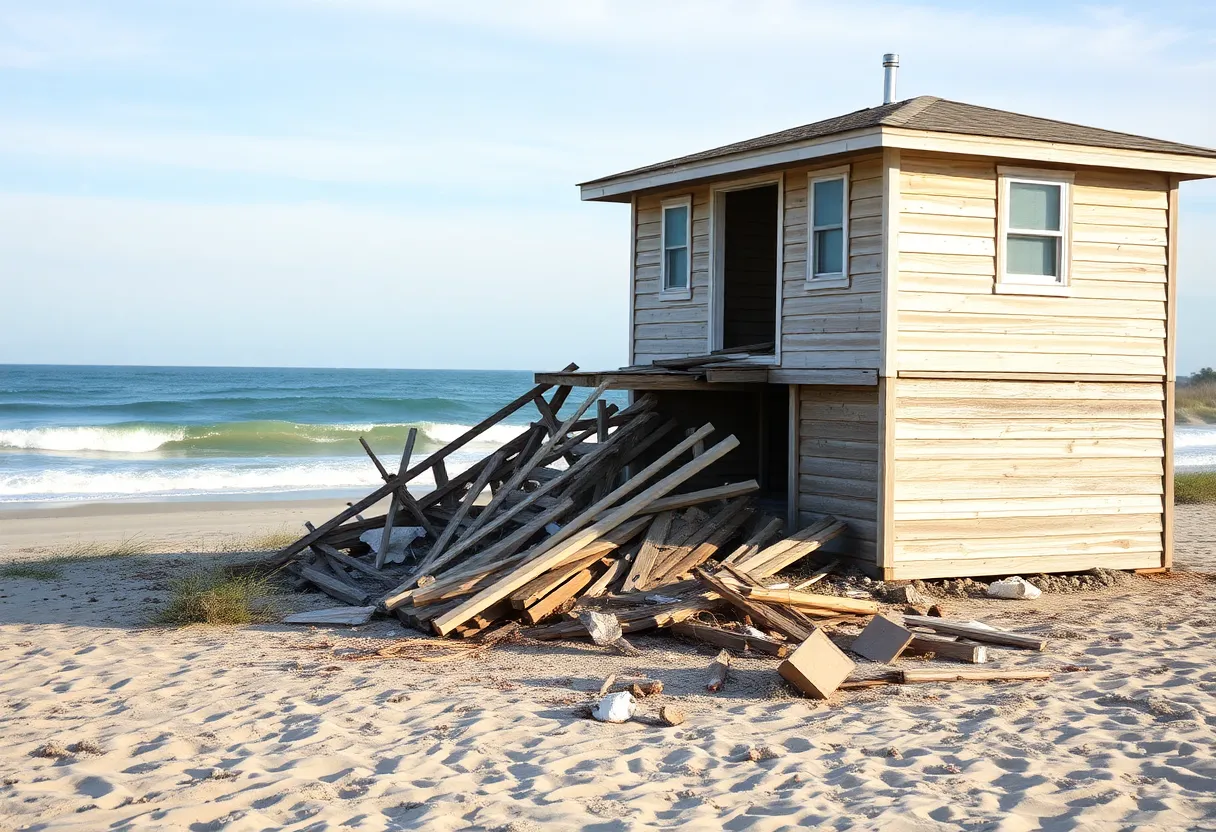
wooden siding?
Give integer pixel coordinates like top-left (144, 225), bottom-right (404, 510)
top-left (781, 155), bottom-right (884, 370)
top-left (888, 377), bottom-right (1165, 579)
top-left (796, 385), bottom-right (880, 558)
top-left (633, 188), bottom-right (711, 364)
top-left (894, 152), bottom-right (1169, 376)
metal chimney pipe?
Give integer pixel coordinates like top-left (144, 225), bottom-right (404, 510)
top-left (883, 53), bottom-right (899, 104)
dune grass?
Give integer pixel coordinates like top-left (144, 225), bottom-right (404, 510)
top-left (1176, 382), bottom-right (1216, 424)
top-left (0, 563), bottom-right (65, 581)
top-left (154, 568), bottom-right (277, 626)
top-left (1176, 472), bottom-right (1216, 505)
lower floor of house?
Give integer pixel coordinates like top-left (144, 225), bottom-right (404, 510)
top-left (536, 369), bottom-right (1172, 580)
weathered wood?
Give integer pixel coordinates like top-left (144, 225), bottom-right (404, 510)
top-left (297, 564), bottom-right (370, 606)
top-left (793, 559), bottom-right (839, 590)
top-left (721, 515), bottom-right (785, 565)
top-left (649, 499), bottom-right (754, 586)
top-left (433, 429), bottom-right (736, 635)
top-left (778, 629), bottom-right (856, 699)
top-left (375, 428), bottom-right (419, 569)
top-left (283, 606), bottom-right (376, 626)
top-left (620, 511), bottom-right (674, 593)
top-left (525, 596), bottom-right (714, 639)
top-left (523, 563), bottom-right (600, 624)
top-left (904, 634), bottom-right (989, 663)
top-left (735, 516), bottom-right (847, 577)
top-left (639, 480), bottom-right (760, 515)
top-left (899, 668), bottom-right (1051, 683)
top-left (414, 448), bottom-right (506, 574)
top-left (310, 541), bottom-right (394, 585)
top-left (902, 615), bottom-right (1047, 651)
top-left (733, 585), bottom-right (879, 615)
top-left (271, 377), bottom-right (562, 564)
top-left (582, 553), bottom-right (631, 598)
top-left (359, 435), bottom-right (438, 542)
top-left (705, 649), bottom-right (731, 692)
top-left (672, 621), bottom-right (790, 657)
top-left (694, 568), bottom-right (813, 643)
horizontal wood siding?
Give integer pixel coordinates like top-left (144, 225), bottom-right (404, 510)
top-left (797, 385), bottom-right (880, 558)
top-left (634, 188), bottom-right (711, 364)
top-left (781, 155), bottom-right (883, 370)
top-left (889, 377), bottom-right (1165, 578)
top-left (895, 153), bottom-right (1168, 376)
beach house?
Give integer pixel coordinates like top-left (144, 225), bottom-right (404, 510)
top-left (537, 56), bottom-right (1216, 580)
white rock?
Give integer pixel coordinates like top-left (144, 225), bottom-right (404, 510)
top-left (592, 691), bottom-right (637, 723)
top-left (986, 576), bottom-right (1042, 600)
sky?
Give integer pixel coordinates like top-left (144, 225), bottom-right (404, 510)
top-left (0, 0), bottom-right (1214, 373)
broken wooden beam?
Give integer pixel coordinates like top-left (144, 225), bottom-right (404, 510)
top-left (671, 621), bottom-right (790, 658)
top-left (902, 615), bottom-right (1048, 651)
top-left (705, 649), bottom-right (731, 692)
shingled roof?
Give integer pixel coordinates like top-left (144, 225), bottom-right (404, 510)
top-left (582, 96), bottom-right (1216, 187)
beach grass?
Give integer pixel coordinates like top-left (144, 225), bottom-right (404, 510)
top-left (1176, 472), bottom-right (1216, 504)
top-left (155, 568), bottom-right (277, 626)
top-left (0, 563), bottom-right (65, 581)
top-left (1176, 382), bottom-right (1216, 424)
top-left (56, 535), bottom-right (155, 560)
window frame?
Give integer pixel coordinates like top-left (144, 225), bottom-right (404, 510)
top-left (806, 166), bottom-right (851, 290)
top-left (996, 167), bottom-right (1074, 297)
top-left (659, 195), bottom-right (693, 299)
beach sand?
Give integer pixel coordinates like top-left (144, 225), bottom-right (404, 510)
top-left (1, 500), bottom-right (1214, 830)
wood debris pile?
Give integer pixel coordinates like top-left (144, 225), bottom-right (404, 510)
top-left (269, 373), bottom-right (1056, 699)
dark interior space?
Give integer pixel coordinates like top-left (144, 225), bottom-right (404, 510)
top-left (633, 387), bottom-right (789, 512)
top-left (721, 185), bottom-right (779, 353)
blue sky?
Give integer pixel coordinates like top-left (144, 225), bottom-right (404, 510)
top-left (1, 0), bottom-right (1214, 372)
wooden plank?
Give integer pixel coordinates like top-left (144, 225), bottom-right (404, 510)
top-left (893, 494), bottom-right (1163, 521)
top-left (433, 429), bottom-right (738, 635)
top-left (733, 584), bottom-right (879, 615)
top-left (896, 456), bottom-right (1162, 480)
top-left (412, 448), bottom-right (507, 575)
top-left (522, 565), bottom-right (598, 625)
top-left (900, 668), bottom-right (1051, 684)
top-left (894, 531), bottom-right (1163, 560)
top-left (297, 564), bottom-right (370, 606)
top-left (894, 513), bottom-right (1162, 540)
top-left (889, 550), bottom-right (1161, 579)
top-left (620, 511), bottom-right (674, 593)
top-left (639, 480), bottom-right (760, 514)
top-left (283, 606), bottom-right (376, 626)
top-left (671, 622), bottom-right (791, 657)
top-left (694, 568), bottom-right (814, 643)
top-left (650, 501), bottom-right (754, 585)
top-left (902, 615), bottom-right (1046, 650)
top-left (904, 634), bottom-right (988, 664)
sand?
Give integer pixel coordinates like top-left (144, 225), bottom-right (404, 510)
top-left (1, 500), bottom-right (1215, 830)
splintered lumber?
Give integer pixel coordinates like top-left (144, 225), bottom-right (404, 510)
top-left (510, 514), bottom-right (651, 610)
top-left (705, 649), bottom-right (731, 692)
top-left (310, 542), bottom-right (395, 585)
top-left (735, 517), bottom-right (846, 578)
top-left (733, 585), bottom-right (879, 616)
top-left (272, 378), bottom-right (561, 565)
top-left (721, 515), bottom-right (784, 565)
top-left (903, 615), bottom-right (1048, 651)
top-left (463, 381), bottom-right (610, 542)
top-left (899, 668), bottom-right (1052, 684)
top-left (640, 481), bottom-right (760, 516)
top-left (620, 511), bottom-right (674, 593)
top-left (850, 614), bottom-right (915, 664)
top-left (695, 568), bottom-right (813, 643)
top-left (649, 499), bottom-right (754, 586)
top-left (525, 596), bottom-right (713, 639)
top-left (375, 428), bottom-right (419, 569)
top-left (671, 622), bottom-right (791, 658)
top-left (778, 629), bottom-right (856, 699)
top-left (297, 564), bottom-right (371, 606)
top-left (432, 426), bottom-right (734, 636)
top-left (436, 409), bottom-right (659, 567)
top-left (582, 552), bottom-right (630, 598)
top-left (359, 435), bottom-right (438, 542)
top-left (283, 606), bottom-right (376, 626)
top-left (605, 678), bottom-right (663, 696)
top-left (523, 562), bottom-right (602, 624)
top-left (412, 448), bottom-right (507, 574)
top-left (905, 634), bottom-right (989, 664)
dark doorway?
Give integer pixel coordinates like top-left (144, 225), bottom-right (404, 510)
top-left (721, 184), bottom-right (779, 354)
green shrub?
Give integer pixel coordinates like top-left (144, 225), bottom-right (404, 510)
top-left (155, 569), bottom-right (276, 626)
top-left (1176, 472), bottom-right (1216, 504)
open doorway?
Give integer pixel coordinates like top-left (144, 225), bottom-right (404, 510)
top-left (717, 183), bottom-right (779, 355)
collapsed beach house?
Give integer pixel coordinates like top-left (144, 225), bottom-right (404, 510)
top-left (538, 56), bottom-right (1216, 581)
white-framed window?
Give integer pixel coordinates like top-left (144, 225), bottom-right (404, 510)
top-left (660, 196), bottom-right (692, 295)
top-left (997, 168), bottom-right (1073, 294)
top-left (807, 167), bottom-right (849, 287)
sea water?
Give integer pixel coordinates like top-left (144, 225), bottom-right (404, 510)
top-left (0, 365), bottom-right (629, 504)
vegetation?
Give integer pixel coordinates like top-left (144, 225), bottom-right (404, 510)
top-left (1175, 472), bottom-right (1216, 505)
top-left (56, 535), bottom-right (153, 559)
top-left (1176, 379), bottom-right (1216, 424)
top-left (0, 563), bottom-right (64, 581)
top-left (154, 568), bottom-right (277, 626)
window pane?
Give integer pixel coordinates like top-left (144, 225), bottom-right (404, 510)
top-left (665, 246), bottom-right (689, 289)
top-left (1007, 234), bottom-right (1059, 277)
top-left (1009, 182), bottom-right (1061, 231)
top-left (663, 205), bottom-right (688, 248)
top-left (814, 228), bottom-right (844, 275)
top-left (812, 178), bottom-right (844, 227)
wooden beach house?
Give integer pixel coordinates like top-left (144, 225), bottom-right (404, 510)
top-left (538, 56), bottom-right (1216, 581)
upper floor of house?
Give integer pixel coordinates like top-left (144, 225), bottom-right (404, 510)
top-left (578, 94), bottom-right (1216, 384)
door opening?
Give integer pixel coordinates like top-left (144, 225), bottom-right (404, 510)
top-left (720, 184), bottom-right (779, 355)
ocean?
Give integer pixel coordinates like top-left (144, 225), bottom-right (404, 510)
top-left (0, 365), bottom-right (629, 505)
top-left (1, 365), bottom-right (1212, 506)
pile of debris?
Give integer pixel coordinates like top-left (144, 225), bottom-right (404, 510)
top-left (269, 375), bottom-right (1056, 701)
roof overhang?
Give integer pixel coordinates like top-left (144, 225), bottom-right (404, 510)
top-left (580, 127), bottom-right (1216, 202)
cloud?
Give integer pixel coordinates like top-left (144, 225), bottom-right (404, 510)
top-left (0, 7), bottom-right (157, 69)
